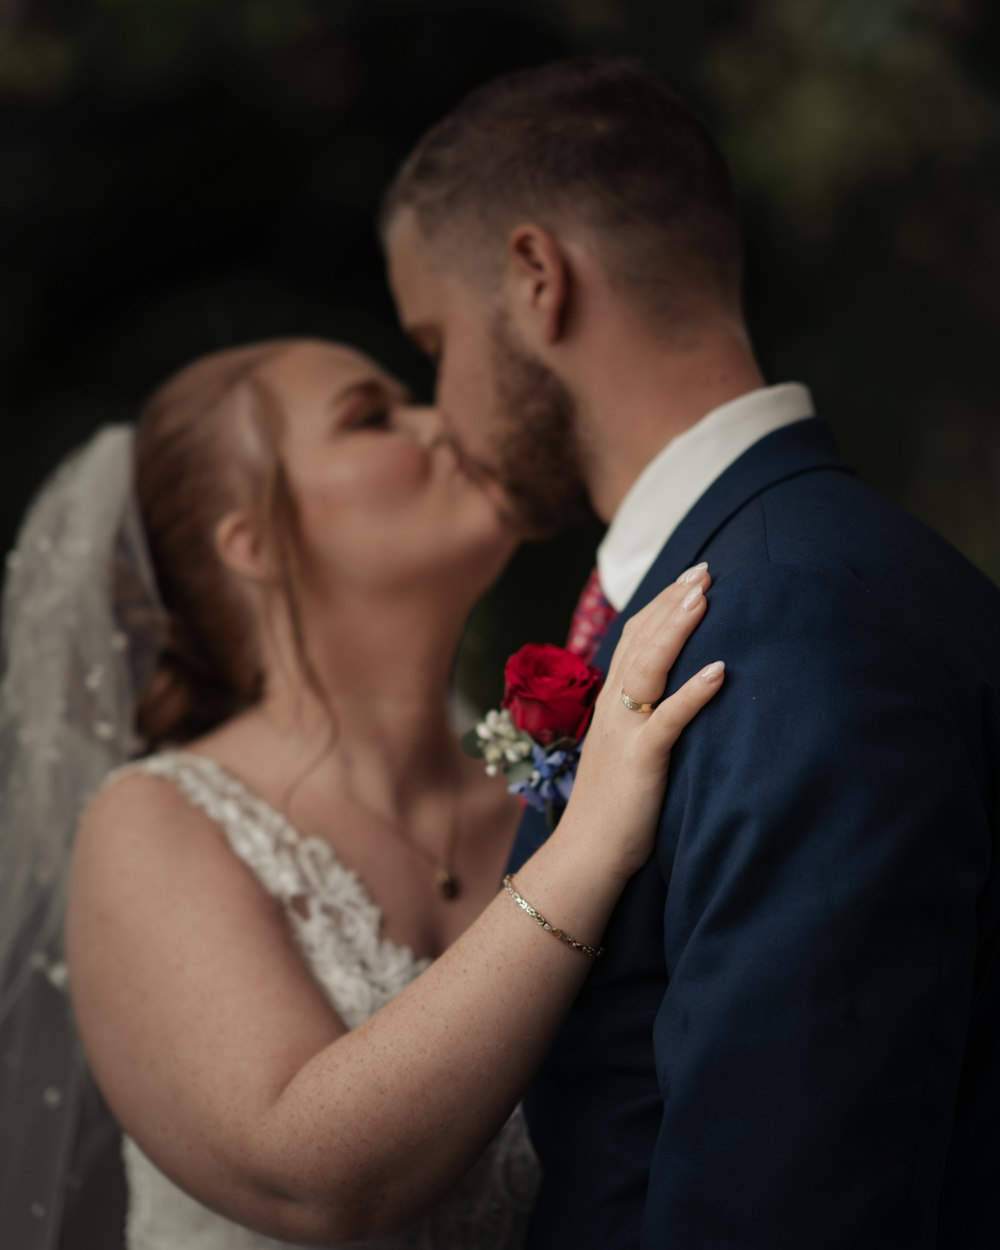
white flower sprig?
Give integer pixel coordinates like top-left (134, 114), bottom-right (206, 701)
top-left (473, 708), bottom-right (533, 777)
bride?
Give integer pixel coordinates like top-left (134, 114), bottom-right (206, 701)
top-left (0, 338), bottom-right (723, 1248)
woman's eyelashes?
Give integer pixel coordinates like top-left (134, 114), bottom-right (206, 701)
top-left (338, 400), bottom-right (393, 433)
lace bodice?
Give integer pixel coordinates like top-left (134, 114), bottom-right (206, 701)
top-left (112, 751), bottom-right (539, 1250)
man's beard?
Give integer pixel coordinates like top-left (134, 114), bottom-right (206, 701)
top-left (485, 312), bottom-right (591, 539)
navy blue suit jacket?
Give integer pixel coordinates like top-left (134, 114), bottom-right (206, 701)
top-left (508, 418), bottom-right (1000, 1248)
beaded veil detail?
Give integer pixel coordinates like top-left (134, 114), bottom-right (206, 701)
top-left (0, 426), bottom-right (166, 1250)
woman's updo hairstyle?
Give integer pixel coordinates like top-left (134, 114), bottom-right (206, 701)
top-left (133, 340), bottom-right (305, 748)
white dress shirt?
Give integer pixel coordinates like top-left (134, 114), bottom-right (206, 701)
top-left (597, 383), bottom-right (815, 611)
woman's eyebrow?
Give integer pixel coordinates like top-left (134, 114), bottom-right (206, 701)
top-left (329, 377), bottom-right (411, 409)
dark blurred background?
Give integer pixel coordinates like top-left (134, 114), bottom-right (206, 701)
top-left (2, 0), bottom-right (998, 708)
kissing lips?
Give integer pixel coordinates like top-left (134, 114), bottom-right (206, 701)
top-left (450, 444), bottom-right (520, 530)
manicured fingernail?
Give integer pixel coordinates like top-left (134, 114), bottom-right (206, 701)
top-left (700, 661), bottom-right (725, 682)
top-left (682, 585), bottom-right (704, 610)
top-left (679, 562), bottom-right (709, 585)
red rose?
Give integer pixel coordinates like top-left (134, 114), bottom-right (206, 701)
top-left (502, 643), bottom-right (604, 746)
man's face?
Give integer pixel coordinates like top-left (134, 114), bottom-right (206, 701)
top-left (385, 209), bottom-right (589, 538)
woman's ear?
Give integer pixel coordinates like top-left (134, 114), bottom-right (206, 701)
top-left (503, 223), bottom-right (572, 347)
top-left (214, 510), bottom-right (271, 582)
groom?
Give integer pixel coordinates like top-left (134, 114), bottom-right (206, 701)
top-left (383, 58), bottom-right (1000, 1248)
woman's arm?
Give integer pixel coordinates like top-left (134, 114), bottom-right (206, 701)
top-left (66, 568), bottom-right (723, 1245)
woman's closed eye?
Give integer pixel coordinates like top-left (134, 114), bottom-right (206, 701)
top-left (333, 376), bottom-right (411, 432)
top-left (356, 407), bottom-right (391, 431)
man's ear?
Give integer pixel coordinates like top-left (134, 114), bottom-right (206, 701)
top-left (214, 510), bottom-right (271, 582)
top-left (503, 223), bottom-right (571, 346)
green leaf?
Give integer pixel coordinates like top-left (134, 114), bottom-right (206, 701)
top-left (460, 728), bottom-right (485, 758)
top-left (505, 759), bottom-right (536, 784)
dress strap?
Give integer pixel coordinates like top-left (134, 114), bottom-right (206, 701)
top-left (110, 751), bottom-right (329, 907)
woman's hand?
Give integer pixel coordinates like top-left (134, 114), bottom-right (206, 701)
top-left (560, 562), bottom-right (724, 881)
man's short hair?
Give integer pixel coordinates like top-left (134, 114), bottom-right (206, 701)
top-left (382, 57), bottom-right (743, 327)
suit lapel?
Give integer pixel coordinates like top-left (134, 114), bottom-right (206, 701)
top-left (508, 417), bottom-right (851, 872)
top-left (590, 417), bottom-right (852, 673)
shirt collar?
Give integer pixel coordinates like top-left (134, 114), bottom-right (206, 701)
top-left (597, 382), bottom-right (815, 611)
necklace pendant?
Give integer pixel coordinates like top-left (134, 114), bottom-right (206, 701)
top-left (435, 866), bottom-right (460, 901)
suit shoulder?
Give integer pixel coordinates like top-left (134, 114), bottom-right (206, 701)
top-left (759, 471), bottom-right (999, 596)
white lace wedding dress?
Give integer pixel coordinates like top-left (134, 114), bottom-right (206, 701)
top-left (113, 751), bottom-right (539, 1250)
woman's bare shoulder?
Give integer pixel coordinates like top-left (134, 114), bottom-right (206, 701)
top-left (82, 763), bottom-right (203, 837)
top-left (67, 760), bottom-right (287, 1005)
top-left (73, 762), bottom-right (231, 892)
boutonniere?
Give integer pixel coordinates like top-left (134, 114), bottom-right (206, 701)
top-left (462, 643), bottom-right (604, 830)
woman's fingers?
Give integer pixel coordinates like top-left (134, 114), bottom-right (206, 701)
top-left (644, 660), bottom-right (726, 751)
top-left (612, 565), bottom-right (713, 708)
top-left (608, 563), bottom-right (711, 670)
top-left (565, 562), bottom-right (724, 881)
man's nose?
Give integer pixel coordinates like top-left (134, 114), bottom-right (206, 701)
top-left (397, 404), bottom-right (450, 449)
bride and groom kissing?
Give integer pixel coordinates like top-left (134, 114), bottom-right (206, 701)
top-left (4, 55), bottom-right (1000, 1250)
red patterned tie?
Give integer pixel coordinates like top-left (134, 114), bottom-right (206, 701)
top-left (566, 567), bottom-right (617, 664)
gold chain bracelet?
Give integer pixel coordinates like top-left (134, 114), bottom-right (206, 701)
top-left (502, 874), bottom-right (605, 959)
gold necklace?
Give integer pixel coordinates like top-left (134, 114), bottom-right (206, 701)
top-left (344, 758), bottom-right (464, 902)
top-left (256, 705), bottom-right (464, 900)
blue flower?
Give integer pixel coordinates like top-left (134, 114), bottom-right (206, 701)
top-left (508, 743), bottom-right (581, 813)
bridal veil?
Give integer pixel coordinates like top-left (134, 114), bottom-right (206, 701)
top-left (0, 427), bottom-right (165, 1248)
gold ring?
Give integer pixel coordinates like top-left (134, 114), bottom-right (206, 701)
top-left (620, 688), bottom-right (656, 713)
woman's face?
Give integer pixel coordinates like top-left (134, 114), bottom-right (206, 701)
top-left (255, 341), bottom-right (517, 602)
